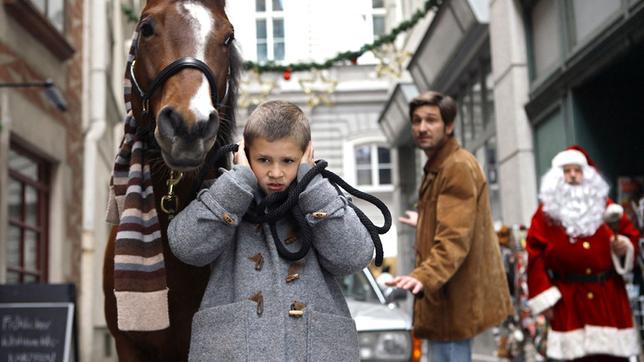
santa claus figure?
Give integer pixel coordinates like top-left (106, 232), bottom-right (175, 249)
top-left (526, 146), bottom-right (641, 361)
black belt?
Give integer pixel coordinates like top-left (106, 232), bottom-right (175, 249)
top-left (548, 269), bottom-right (616, 283)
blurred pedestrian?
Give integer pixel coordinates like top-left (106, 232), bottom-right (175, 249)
top-left (526, 146), bottom-right (641, 361)
top-left (387, 91), bottom-right (513, 362)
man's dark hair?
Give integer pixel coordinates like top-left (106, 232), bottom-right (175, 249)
top-left (409, 91), bottom-right (458, 127)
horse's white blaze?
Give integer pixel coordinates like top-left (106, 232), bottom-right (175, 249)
top-left (180, 2), bottom-right (216, 121)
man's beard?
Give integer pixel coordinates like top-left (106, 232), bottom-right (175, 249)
top-left (539, 166), bottom-right (609, 238)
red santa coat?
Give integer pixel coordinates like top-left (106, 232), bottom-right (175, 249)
top-left (527, 201), bottom-right (641, 360)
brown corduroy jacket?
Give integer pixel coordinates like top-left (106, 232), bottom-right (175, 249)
top-left (410, 138), bottom-right (513, 341)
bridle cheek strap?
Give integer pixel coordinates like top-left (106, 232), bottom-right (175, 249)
top-left (129, 57), bottom-right (226, 115)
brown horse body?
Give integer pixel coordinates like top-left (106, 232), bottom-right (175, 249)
top-left (103, 1), bottom-right (240, 360)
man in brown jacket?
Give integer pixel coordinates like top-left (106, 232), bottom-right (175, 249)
top-left (386, 91), bottom-right (512, 361)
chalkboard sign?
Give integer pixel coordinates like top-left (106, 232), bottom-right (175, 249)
top-left (0, 284), bottom-right (77, 362)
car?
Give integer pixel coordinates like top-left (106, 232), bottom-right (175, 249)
top-left (341, 268), bottom-right (422, 362)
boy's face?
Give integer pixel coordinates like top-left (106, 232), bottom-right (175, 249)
top-left (247, 136), bottom-right (304, 195)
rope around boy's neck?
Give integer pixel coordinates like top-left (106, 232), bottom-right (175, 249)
top-left (194, 144), bottom-right (390, 266)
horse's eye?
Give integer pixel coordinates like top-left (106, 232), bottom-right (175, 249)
top-left (224, 33), bottom-right (234, 46)
top-left (140, 21), bottom-right (155, 38)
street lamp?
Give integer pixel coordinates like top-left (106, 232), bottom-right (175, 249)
top-left (0, 79), bottom-right (67, 111)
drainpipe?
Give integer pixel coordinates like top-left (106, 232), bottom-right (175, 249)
top-left (80, 0), bottom-right (107, 360)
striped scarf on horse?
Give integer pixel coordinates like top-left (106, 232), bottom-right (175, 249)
top-left (106, 30), bottom-right (170, 331)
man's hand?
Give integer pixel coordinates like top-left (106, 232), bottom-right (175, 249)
top-left (541, 307), bottom-right (553, 322)
top-left (611, 234), bottom-right (630, 257)
top-left (301, 141), bottom-right (314, 167)
top-left (233, 139), bottom-right (250, 168)
top-left (398, 210), bottom-right (418, 227)
top-left (385, 275), bottom-right (424, 295)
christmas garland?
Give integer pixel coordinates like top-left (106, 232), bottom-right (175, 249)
top-left (245, 0), bottom-right (441, 75)
top-left (121, 0), bottom-right (441, 75)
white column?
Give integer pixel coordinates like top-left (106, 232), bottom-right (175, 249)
top-left (80, 0), bottom-right (108, 360)
top-left (489, 0), bottom-right (537, 226)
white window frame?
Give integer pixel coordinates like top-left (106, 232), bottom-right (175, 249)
top-left (255, 0), bottom-right (285, 62)
top-left (367, 0), bottom-right (386, 41)
top-left (343, 137), bottom-right (394, 193)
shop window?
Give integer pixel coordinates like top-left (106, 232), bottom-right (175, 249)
top-left (355, 144), bottom-right (392, 187)
top-left (455, 65), bottom-right (494, 149)
top-left (7, 143), bottom-right (50, 283)
top-left (534, 109), bottom-right (567, 178)
top-left (255, 0), bottom-right (285, 62)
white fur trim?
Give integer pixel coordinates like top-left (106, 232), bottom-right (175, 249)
top-left (115, 288), bottom-right (170, 331)
top-left (552, 149), bottom-right (588, 168)
top-left (611, 235), bottom-right (635, 275)
top-left (547, 325), bottom-right (640, 360)
top-left (527, 286), bottom-right (561, 315)
top-left (604, 204), bottom-right (624, 221)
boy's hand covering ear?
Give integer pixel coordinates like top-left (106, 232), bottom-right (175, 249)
top-left (301, 141), bottom-right (315, 167)
top-left (234, 139), bottom-right (251, 168)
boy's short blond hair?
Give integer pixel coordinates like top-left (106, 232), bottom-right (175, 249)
top-left (243, 100), bottom-right (311, 151)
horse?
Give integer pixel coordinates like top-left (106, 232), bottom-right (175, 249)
top-left (102, 1), bottom-right (240, 360)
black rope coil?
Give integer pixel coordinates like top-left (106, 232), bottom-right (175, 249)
top-left (194, 144), bottom-right (391, 266)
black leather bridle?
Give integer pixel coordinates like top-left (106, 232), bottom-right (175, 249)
top-left (129, 56), bottom-right (230, 118)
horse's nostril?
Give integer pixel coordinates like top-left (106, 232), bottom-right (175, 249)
top-left (158, 107), bottom-right (184, 139)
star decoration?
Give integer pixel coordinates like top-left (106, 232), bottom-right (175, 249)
top-left (238, 70), bottom-right (277, 108)
top-left (298, 70), bottom-right (338, 109)
top-left (372, 43), bottom-right (412, 79)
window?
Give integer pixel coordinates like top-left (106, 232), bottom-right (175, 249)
top-left (455, 64), bottom-right (494, 149)
top-left (355, 144), bottom-right (392, 187)
top-left (255, 0), bottom-right (285, 62)
top-left (31, 0), bottom-right (65, 32)
top-left (571, 0), bottom-right (620, 45)
top-left (370, 0), bottom-right (386, 39)
top-left (372, 0), bottom-right (386, 38)
top-left (530, 0), bottom-right (561, 79)
top-left (7, 144), bottom-right (50, 283)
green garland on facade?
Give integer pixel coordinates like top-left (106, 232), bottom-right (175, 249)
top-left (244, 0), bottom-right (442, 73)
top-left (121, 0), bottom-right (441, 73)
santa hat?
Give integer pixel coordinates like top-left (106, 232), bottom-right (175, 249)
top-left (551, 145), bottom-right (597, 168)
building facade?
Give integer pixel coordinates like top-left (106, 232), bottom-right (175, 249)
top-left (0, 0), bottom-right (136, 360)
top-left (0, 0), bottom-right (83, 301)
top-left (226, 0), bottom-right (407, 270)
top-left (80, 0), bottom-right (136, 360)
top-left (380, 0), bottom-right (644, 286)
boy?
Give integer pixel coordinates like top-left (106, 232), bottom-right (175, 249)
top-left (168, 100), bottom-right (374, 361)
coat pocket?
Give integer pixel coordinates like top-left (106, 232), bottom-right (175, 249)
top-left (307, 310), bottom-right (359, 362)
top-left (189, 301), bottom-right (252, 362)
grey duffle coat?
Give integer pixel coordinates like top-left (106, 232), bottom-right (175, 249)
top-left (168, 165), bottom-right (374, 362)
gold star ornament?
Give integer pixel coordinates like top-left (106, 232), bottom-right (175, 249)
top-left (298, 70), bottom-right (338, 109)
top-left (372, 43), bottom-right (412, 79)
top-left (238, 70), bottom-right (277, 109)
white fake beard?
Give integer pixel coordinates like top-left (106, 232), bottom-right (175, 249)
top-left (539, 166), bottom-right (609, 238)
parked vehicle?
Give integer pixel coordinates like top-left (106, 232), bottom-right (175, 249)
top-left (342, 268), bottom-right (421, 362)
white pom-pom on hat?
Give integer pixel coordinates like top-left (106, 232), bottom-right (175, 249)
top-left (551, 149), bottom-right (588, 168)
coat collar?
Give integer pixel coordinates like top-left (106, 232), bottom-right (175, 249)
top-left (423, 137), bottom-right (460, 175)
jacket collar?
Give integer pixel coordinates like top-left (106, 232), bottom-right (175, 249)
top-left (423, 137), bottom-right (460, 175)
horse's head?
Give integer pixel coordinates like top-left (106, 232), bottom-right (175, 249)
top-left (130, 0), bottom-right (239, 171)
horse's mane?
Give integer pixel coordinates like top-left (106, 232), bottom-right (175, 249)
top-left (212, 43), bottom-right (241, 164)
